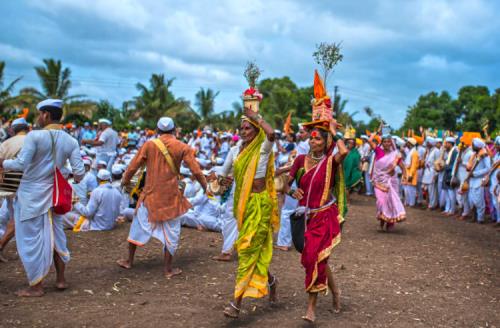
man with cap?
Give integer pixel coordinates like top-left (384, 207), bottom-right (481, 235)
top-left (422, 137), bottom-right (439, 210)
top-left (402, 138), bottom-right (420, 207)
top-left (79, 122), bottom-right (95, 145)
top-left (82, 118), bottom-right (119, 172)
top-left (434, 138), bottom-right (447, 209)
top-left (484, 136), bottom-right (500, 225)
top-left (442, 137), bottom-right (459, 216)
top-left (0, 99), bottom-right (85, 297)
top-left (70, 169), bottom-right (122, 231)
top-left (118, 117), bottom-right (207, 278)
top-left (0, 117), bottom-right (29, 262)
top-left (110, 165), bottom-right (134, 222)
top-left (359, 135), bottom-right (374, 196)
top-left (467, 138), bottom-right (491, 223)
top-left (72, 158), bottom-right (98, 206)
top-left (457, 137), bottom-right (474, 220)
top-left (296, 124), bottom-right (310, 156)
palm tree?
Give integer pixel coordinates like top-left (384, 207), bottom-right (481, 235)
top-left (131, 74), bottom-right (197, 128)
top-left (0, 61), bottom-right (23, 114)
top-left (21, 59), bottom-right (94, 118)
top-left (195, 87), bottom-right (219, 125)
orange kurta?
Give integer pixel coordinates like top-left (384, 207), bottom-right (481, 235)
top-left (403, 150), bottom-right (419, 186)
top-left (123, 134), bottom-right (202, 222)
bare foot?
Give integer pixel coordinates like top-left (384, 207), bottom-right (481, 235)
top-left (116, 259), bottom-right (132, 269)
top-left (15, 287), bottom-right (44, 297)
top-left (223, 302), bottom-right (240, 318)
top-left (333, 288), bottom-right (341, 313)
top-left (274, 245), bottom-right (289, 251)
top-left (55, 281), bottom-right (68, 290)
top-left (212, 253), bottom-right (232, 262)
top-left (196, 225), bottom-right (208, 232)
top-left (301, 312), bottom-right (315, 323)
top-left (269, 277), bottom-right (278, 304)
top-left (165, 268), bottom-right (182, 279)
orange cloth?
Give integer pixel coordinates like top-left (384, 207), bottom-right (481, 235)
top-left (123, 134), bottom-right (203, 222)
top-left (403, 149), bottom-right (419, 186)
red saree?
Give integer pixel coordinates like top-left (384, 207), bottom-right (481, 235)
top-left (289, 152), bottom-right (342, 293)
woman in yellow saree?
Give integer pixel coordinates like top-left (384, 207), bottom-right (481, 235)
top-left (220, 108), bottom-right (279, 318)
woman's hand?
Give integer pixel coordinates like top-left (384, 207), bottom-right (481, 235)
top-left (329, 118), bottom-right (342, 136)
top-left (291, 188), bottom-right (304, 200)
top-left (243, 107), bottom-right (258, 121)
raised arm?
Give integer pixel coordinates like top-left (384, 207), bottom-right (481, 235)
top-left (243, 107), bottom-right (275, 142)
top-left (331, 119), bottom-right (347, 164)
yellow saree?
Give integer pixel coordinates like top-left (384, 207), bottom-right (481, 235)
top-left (233, 129), bottom-right (278, 299)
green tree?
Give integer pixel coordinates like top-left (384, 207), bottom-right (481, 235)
top-left (258, 77), bottom-right (299, 129)
top-left (402, 91), bottom-right (457, 131)
top-left (195, 87), bottom-right (219, 125)
top-left (0, 61), bottom-right (24, 115)
top-left (454, 86), bottom-right (495, 131)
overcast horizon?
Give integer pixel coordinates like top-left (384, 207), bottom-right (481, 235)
top-left (1, 0), bottom-right (499, 128)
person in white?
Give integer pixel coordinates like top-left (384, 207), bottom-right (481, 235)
top-left (0, 117), bottom-right (29, 261)
top-left (486, 137), bottom-right (500, 225)
top-left (296, 124), bottom-right (310, 155)
top-left (0, 99), bottom-right (85, 297)
top-left (467, 138), bottom-right (491, 223)
top-left (82, 118), bottom-right (119, 171)
top-left (422, 137), bottom-right (440, 210)
top-left (69, 169), bottom-right (122, 231)
top-left (360, 135), bottom-right (374, 196)
top-left (457, 142), bottom-right (473, 220)
top-left (111, 165), bottom-right (134, 222)
top-left (72, 158), bottom-right (98, 205)
top-left (435, 138), bottom-right (447, 209)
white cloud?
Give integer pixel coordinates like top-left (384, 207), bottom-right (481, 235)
top-left (417, 54), bottom-right (468, 71)
top-left (0, 43), bottom-right (40, 65)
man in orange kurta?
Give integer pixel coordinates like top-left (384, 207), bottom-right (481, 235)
top-left (117, 117), bottom-right (207, 278)
top-left (402, 138), bottom-right (420, 207)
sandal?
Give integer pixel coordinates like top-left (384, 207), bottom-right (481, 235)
top-left (223, 302), bottom-right (240, 318)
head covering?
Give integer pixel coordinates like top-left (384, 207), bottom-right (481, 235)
top-left (84, 122), bottom-right (90, 127)
top-left (360, 134), bottom-right (368, 140)
top-left (381, 134), bottom-right (392, 141)
top-left (394, 137), bottom-right (405, 147)
top-left (111, 165), bottom-right (124, 176)
top-left (274, 129), bottom-right (281, 135)
top-left (426, 137), bottom-right (436, 146)
top-left (407, 138), bottom-right (417, 146)
top-left (445, 137), bottom-right (456, 144)
top-left (97, 169), bottom-right (111, 181)
top-left (12, 117), bottom-right (28, 126)
top-left (97, 160), bottom-right (107, 167)
top-left (414, 135), bottom-right (424, 145)
top-left (36, 99), bottom-right (63, 111)
top-left (98, 118), bottom-right (112, 125)
top-left (302, 70), bottom-right (333, 131)
top-left (435, 137), bottom-right (443, 143)
top-left (215, 157), bottom-right (224, 165)
top-left (83, 158), bottom-right (92, 166)
top-left (472, 138), bottom-right (485, 149)
top-left (157, 117), bottom-right (174, 132)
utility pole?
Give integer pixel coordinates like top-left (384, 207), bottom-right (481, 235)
top-left (333, 85), bottom-right (339, 116)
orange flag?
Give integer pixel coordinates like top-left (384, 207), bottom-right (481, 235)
top-left (283, 112), bottom-right (292, 134)
top-left (313, 70), bottom-right (327, 100)
top-left (18, 108), bottom-right (29, 119)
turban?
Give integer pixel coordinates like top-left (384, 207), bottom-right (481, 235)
top-left (36, 99), bottom-right (63, 111)
top-left (407, 138), bottom-right (417, 146)
top-left (98, 118), bottom-right (112, 125)
top-left (97, 169), bottom-right (111, 181)
top-left (12, 118), bottom-right (28, 126)
top-left (445, 137), bottom-right (456, 144)
top-left (472, 138), bottom-right (485, 149)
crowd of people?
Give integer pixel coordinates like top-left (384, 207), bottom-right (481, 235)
top-left (0, 72), bottom-right (498, 323)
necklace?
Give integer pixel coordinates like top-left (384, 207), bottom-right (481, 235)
top-left (309, 153), bottom-right (325, 161)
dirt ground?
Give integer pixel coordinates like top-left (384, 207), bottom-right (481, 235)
top-left (0, 194), bottom-right (498, 328)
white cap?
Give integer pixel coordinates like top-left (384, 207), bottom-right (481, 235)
top-left (97, 160), bottom-right (107, 166)
top-left (472, 138), bottom-right (485, 149)
top-left (157, 117), bottom-right (174, 132)
top-left (111, 165), bottom-right (123, 175)
top-left (407, 138), bottom-right (417, 146)
top-left (360, 134), bottom-right (368, 140)
top-left (84, 122), bottom-right (90, 126)
top-left (98, 118), bottom-right (112, 125)
top-left (426, 137), bottom-right (436, 146)
top-left (97, 169), bottom-right (111, 181)
top-left (435, 137), bottom-right (443, 143)
top-left (394, 137), bottom-right (405, 147)
top-left (12, 117), bottom-right (28, 126)
top-left (83, 158), bottom-right (92, 166)
top-left (215, 157), bottom-right (224, 165)
top-left (445, 137), bottom-right (456, 144)
top-left (274, 129), bottom-right (282, 134)
top-left (36, 99), bottom-right (63, 111)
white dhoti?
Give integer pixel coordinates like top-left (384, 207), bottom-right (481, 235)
top-left (424, 182), bottom-right (438, 208)
top-left (468, 187), bottom-right (485, 222)
top-left (438, 174), bottom-right (446, 208)
top-left (444, 188), bottom-right (457, 214)
top-left (404, 185), bottom-right (417, 206)
top-left (276, 195), bottom-right (297, 247)
top-left (14, 203), bottom-right (70, 286)
top-left (220, 192), bottom-right (238, 254)
top-left (127, 204), bottom-right (181, 256)
top-left (457, 190), bottom-right (471, 216)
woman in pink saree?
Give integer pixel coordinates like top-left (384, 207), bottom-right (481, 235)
top-left (368, 134), bottom-right (406, 231)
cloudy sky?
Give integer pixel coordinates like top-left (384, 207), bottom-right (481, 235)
top-left (1, 0), bottom-right (499, 127)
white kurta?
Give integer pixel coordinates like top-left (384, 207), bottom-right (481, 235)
top-left (74, 183), bottom-right (122, 231)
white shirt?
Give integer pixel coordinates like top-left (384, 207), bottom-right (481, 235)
top-left (74, 182), bottom-right (122, 231)
top-left (73, 171), bottom-right (98, 205)
top-left (220, 138), bottom-right (273, 179)
top-left (296, 139), bottom-right (310, 155)
top-left (98, 127), bottom-right (119, 154)
top-left (422, 147), bottom-right (439, 184)
top-left (4, 129), bottom-right (84, 221)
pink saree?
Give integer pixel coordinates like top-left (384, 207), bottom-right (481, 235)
top-left (372, 147), bottom-right (406, 223)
